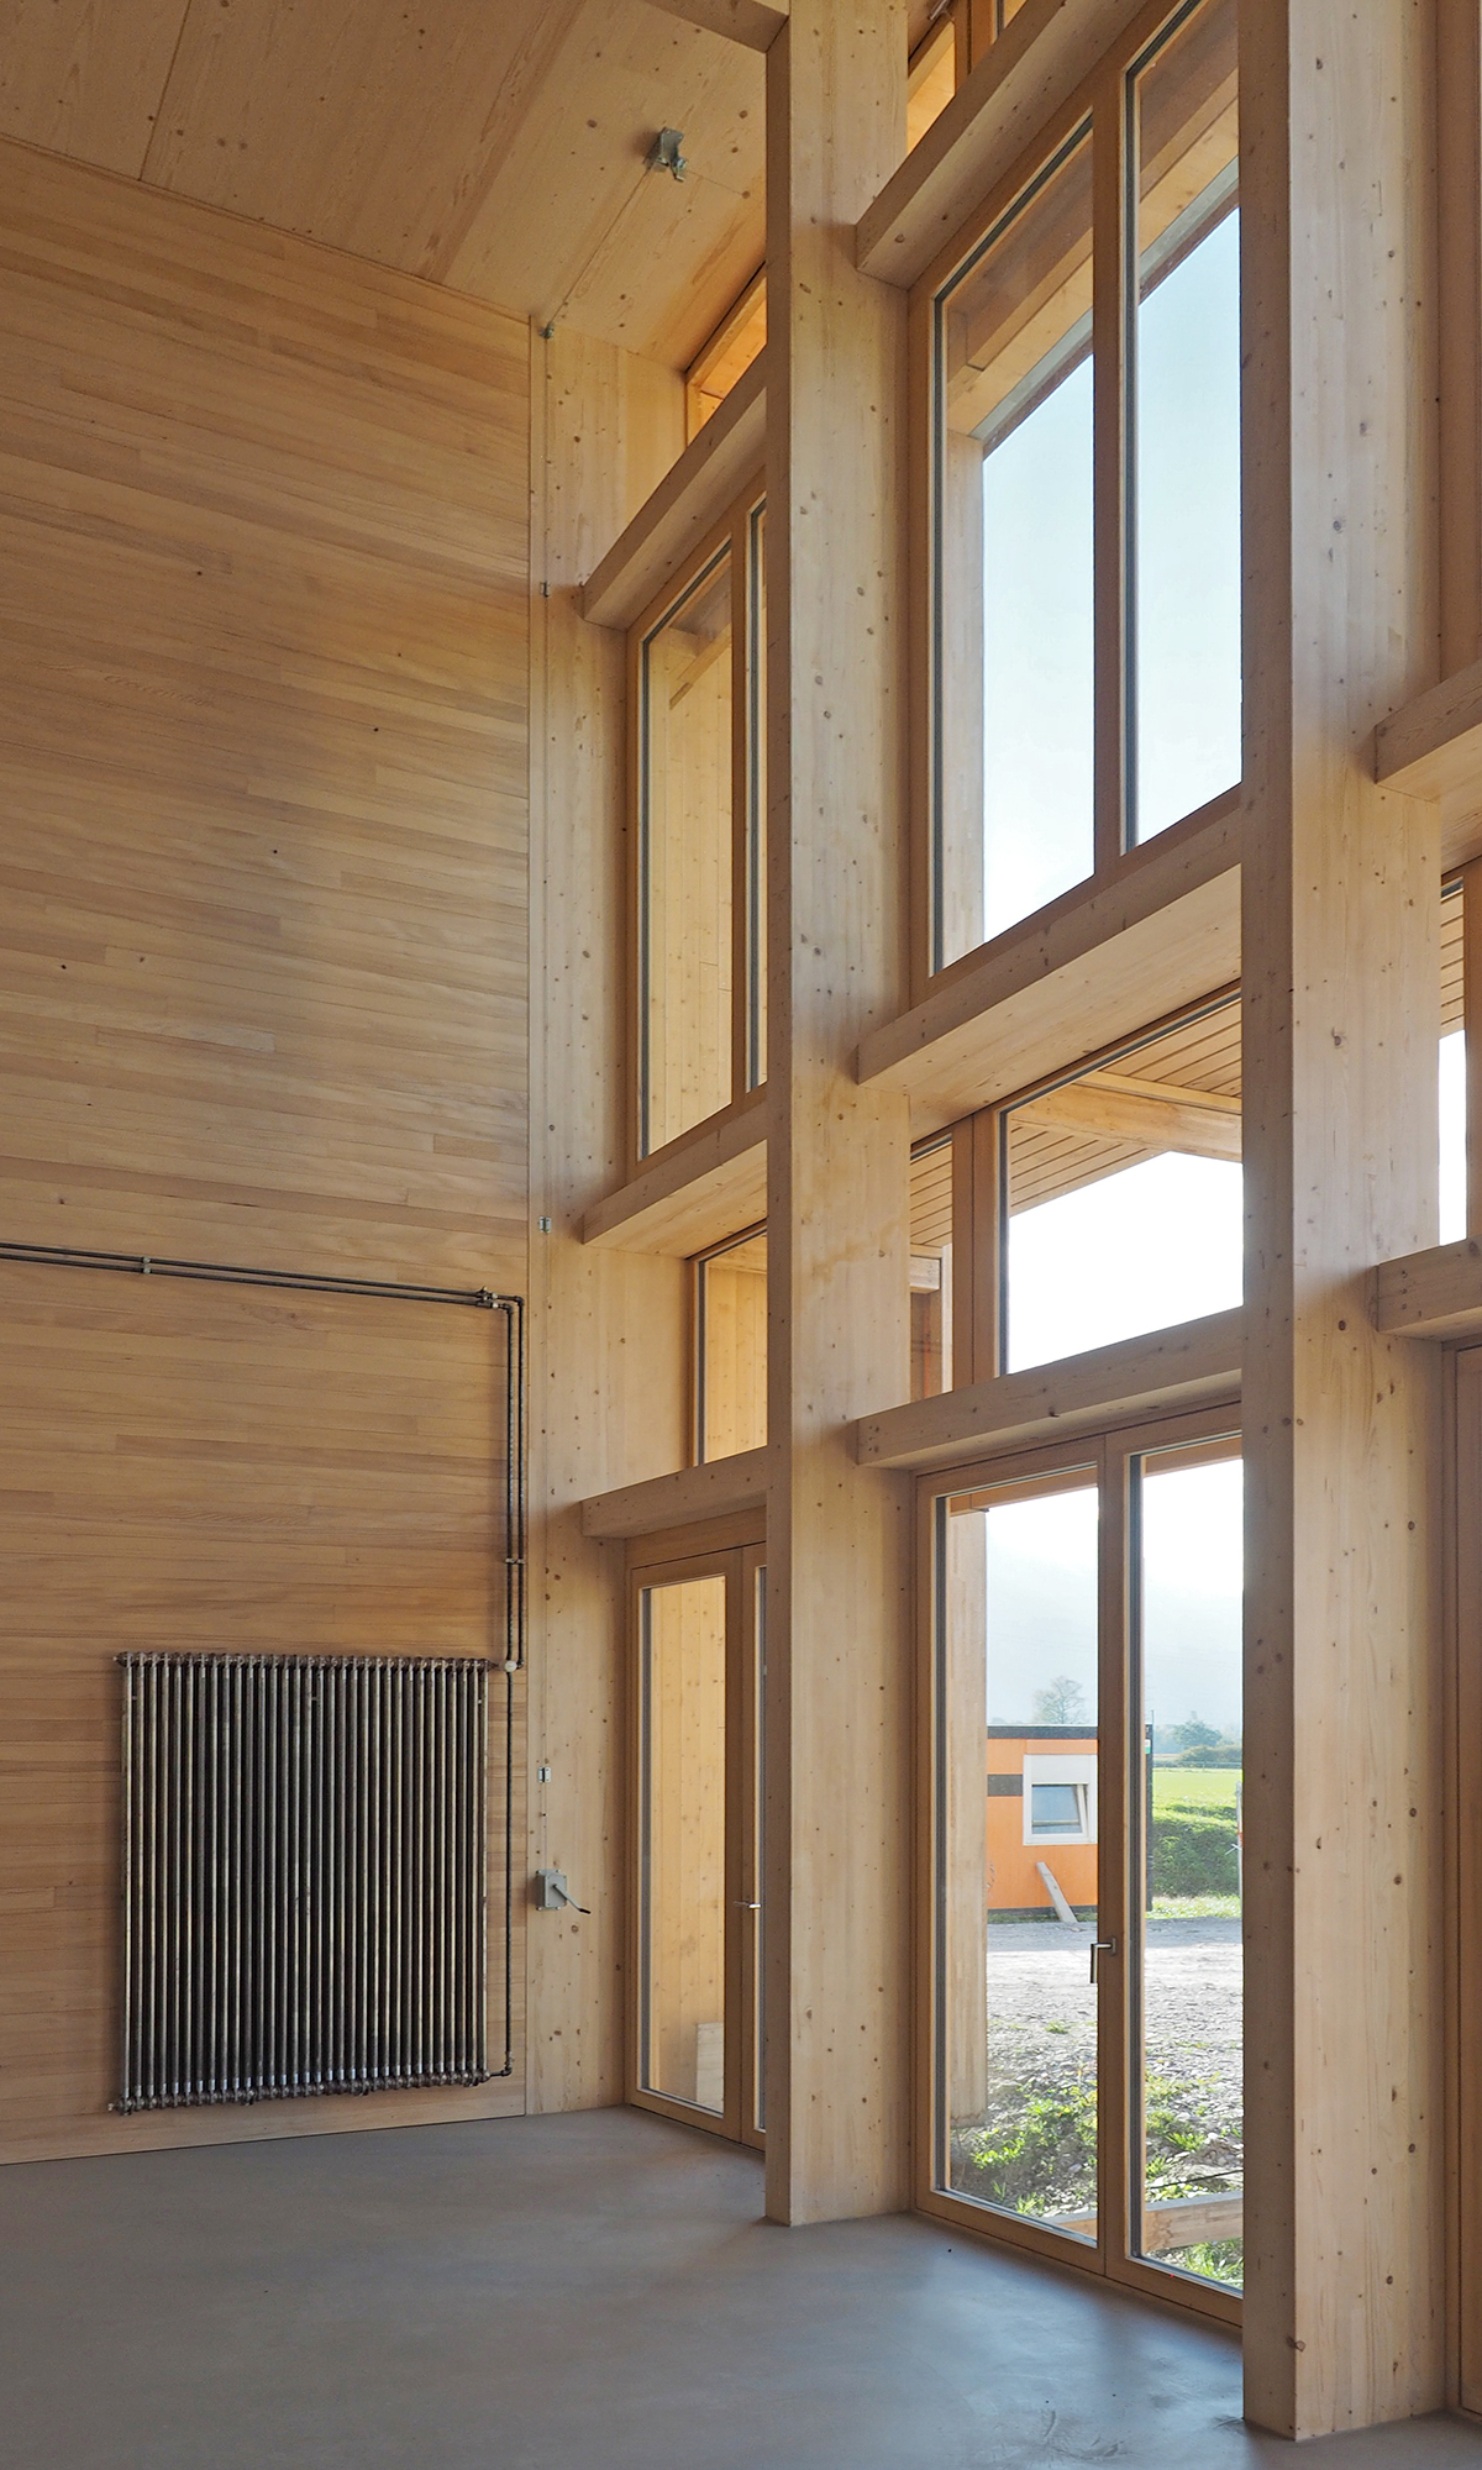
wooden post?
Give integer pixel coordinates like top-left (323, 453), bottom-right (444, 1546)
top-left (763, 0), bottom-right (913, 2223)
top-left (527, 328), bottom-right (692, 2113)
top-left (1240, 1), bottom-right (1445, 2434)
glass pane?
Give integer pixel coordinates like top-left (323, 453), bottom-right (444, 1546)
top-left (639, 1573), bottom-right (729, 2113)
top-left (1135, 1441), bottom-right (1243, 2287)
top-left (1131, 0), bottom-right (1241, 842)
top-left (696, 1228), bottom-right (767, 1462)
top-left (1004, 997), bottom-right (1242, 1371)
top-left (910, 1140), bottom-right (954, 1398)
top-left (746, 505), bottom-right (767, 1092)
top-left (1442, 882), bottom-right (1466, 1244)
top-left (641, 549), bottom-right (734, 1153)
top-left (936, 1474), bottom-right (1100, 2238)
top-left (935, 130), bottom-right (1095, 966)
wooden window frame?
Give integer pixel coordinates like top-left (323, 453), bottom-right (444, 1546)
top-left (628, 476), bottom-right (766, 1177)
top-left (626, 1533), bottom-right (766, 2151)
top-left (907, 0), bottom-right (1241, 1002)
top-left (691, 1219), bottom-right (768, 1467)
top-left (913, 1399), bottom-right (1243, 2327)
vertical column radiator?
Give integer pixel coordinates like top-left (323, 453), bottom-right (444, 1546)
top-left (118, 1654), bottom-right (490, 2110)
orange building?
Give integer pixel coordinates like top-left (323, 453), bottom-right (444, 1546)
top-left (986, 1726), bottom-right (1099, 1918)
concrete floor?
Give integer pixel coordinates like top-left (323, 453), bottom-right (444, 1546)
top-left (4, 2107), bottom-right (1482, 2469)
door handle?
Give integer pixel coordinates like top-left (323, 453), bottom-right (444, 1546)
top-left (1089, 1938), bottom-right (1116, 1984)
top-left (734, 1901), bottom-right (761, 1910)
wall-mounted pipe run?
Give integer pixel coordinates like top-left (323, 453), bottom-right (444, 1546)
top-left (0, 1235), bottom-right (526, 2090)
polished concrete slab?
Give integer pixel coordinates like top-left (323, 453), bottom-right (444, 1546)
top-left (3, 2105), bottom-right (1482, 2469)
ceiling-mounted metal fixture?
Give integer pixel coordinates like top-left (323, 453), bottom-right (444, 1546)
top-left (646, 127), bottom-right (687, 182)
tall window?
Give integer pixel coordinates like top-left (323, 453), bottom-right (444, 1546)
top-left (928, 0), bottom-right (1240, 976)
top-left (926, 1417), bottom-right (1243, 2316)
top-left (1130, 1), bottom-right (1241, 841)
top-left (635, 492), bottom-right (765, 1161)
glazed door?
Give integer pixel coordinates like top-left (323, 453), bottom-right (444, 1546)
top-left (630, 1543), bottom-right (765, 2146)
top-left (922, 1410), bottom-right (1243, 2323)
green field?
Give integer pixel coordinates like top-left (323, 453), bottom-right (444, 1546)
top-left (1152, 1763), bottom-right (1240, 1817)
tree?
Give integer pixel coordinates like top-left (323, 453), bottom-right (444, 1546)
top-left (1168, 1714), bottom-right (1221, 1752)
top-left (1032, 1674), bottom-right (1088, 1725)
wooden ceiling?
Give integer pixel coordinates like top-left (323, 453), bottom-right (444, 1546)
top-left (0, 0), bottom-right (784, 367)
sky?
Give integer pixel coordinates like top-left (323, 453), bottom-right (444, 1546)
top-left (978, 206), bottom-right (1241, 944)
top-left (979, 1456), bottom-right (1243, 1740)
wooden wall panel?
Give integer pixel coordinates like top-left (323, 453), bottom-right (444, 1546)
top-left (526, 323), bottom-right (690, 2114)
top-left (0, 140), bottom-right (531, 2159)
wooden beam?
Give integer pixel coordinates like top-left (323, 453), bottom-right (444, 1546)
top-left (580, 353), bottom-right (766, 630)
top-left (581, 1092), bottom-right (766, 1254)
top-left (643, 0), bottom-right (789, 50)
top-left (581, 1448), bottom-right (767, 1539)
top-left (856, 1309), bottom-right (1242, 1471)
top-left (1240, 0), bottom-right (1444, 2433)
top-left (1374, 656), bottom-right (1482, 805)
top-left (855, 0), bottom-right (1129, 291)
top-left (1018, 1072), bottom-right (1242, 1161)
top-left (764, 0), bottom-right (912, 2228)
top-left (856, 799), bottom-right (1241, 1133)
top-left (1373, 1240), bottom-right (1482, 1344)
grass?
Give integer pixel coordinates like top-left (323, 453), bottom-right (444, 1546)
top-left (1152, 1763), bottom-right (1240, 1818)
top-left (1149, 1893), bottom-right (1240, 1919)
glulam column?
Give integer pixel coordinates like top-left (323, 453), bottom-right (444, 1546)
top-left (762, 0), bottom-right (913, 2224)
top-left (1241, 0), bottom-right (1445, 2432)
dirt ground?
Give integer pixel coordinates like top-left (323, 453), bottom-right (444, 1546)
top-left (985, 1913), bottom-right (1243, 2125)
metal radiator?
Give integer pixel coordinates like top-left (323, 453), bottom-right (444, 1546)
top-left (118, 1653), bottom-right (490, 2110)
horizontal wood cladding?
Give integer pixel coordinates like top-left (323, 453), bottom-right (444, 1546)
top-left (0, 144), bottom-right (531, 2159)
top-left (856, 1308), bottom-right (1242, 1471)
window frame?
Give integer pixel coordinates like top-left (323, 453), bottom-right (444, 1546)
top-left (691, 1220), bottom-right (768, 1467)
top-left (628, 476), bottom-right (767, 1174)
top-left (907, 0), bottom-right (1242, 1001)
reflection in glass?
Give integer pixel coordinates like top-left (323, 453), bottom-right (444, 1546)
top-left (695, 1227), bottom-right (767, 1462)
top-left (1442, 882), bottom-right (1466, 1244)
top-left (937, 1474), bottom-right (1100, 2237)
top-left (639, 1574), bottom-right (728, 2113)
top-left (910, 1139), bottom-right (954, 1398)
top-left (640, 549), bottom-right (734, 1154)
top-left (935, 130), bottom-right (1095, 964)
top-left (1134, 1441), bottom-right (1243, 2287)
top-left (1132, 0), bottom-right (1241, 841)
top-left (1004, 997), bottom-right (1242, 1372)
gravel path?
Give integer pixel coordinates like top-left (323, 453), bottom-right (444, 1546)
top-left (982, 1915), bottom-right (1242, 2145)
